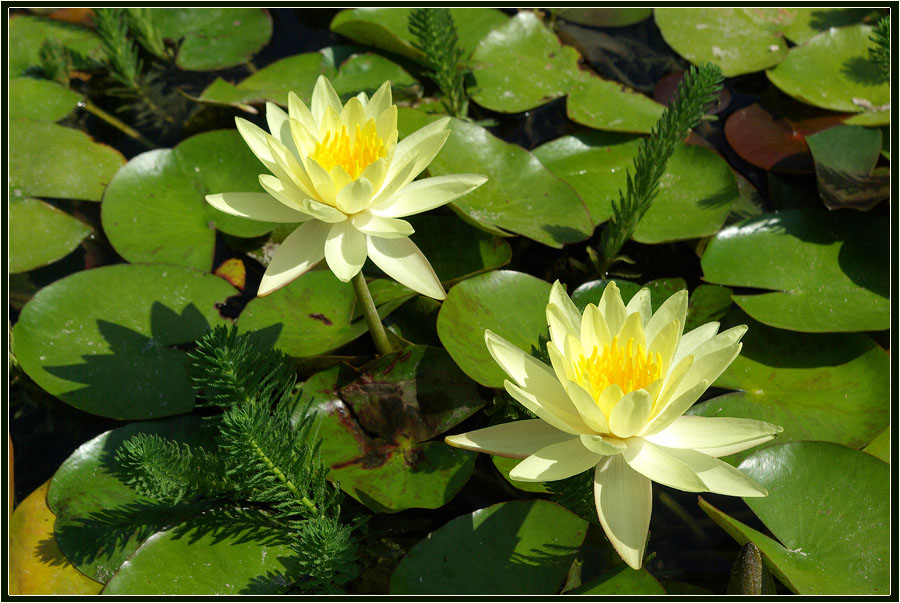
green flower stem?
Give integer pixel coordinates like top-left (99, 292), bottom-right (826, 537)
top-left (80, 100), bottom-right (156, 148)
top-left (352, 271), bottom-right (393, 356)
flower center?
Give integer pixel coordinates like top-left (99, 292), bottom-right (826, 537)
top-left (312, 119), bottom-right (386, 180)
top-left (577, 336), bottom-right (661, 400)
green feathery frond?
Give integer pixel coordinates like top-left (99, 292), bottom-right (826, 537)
top-left (125, 7), bottom-right (170, 60)
top-left (545, 468), bottom-right (599, 525)
top-left (598, 63), bottom-right (723, 275)
top-left (93, 7), bottom-right (142, 90)
top-left (189, 325), bottom-right (297, 408)
top-left (289, 515), bottom-right (361, 593)
top-left (408, 7), bottom-right (470, 118)
top-left (870, 16), bottom-right (890, 80)
top-left (38, 38), bottom-right (72, 87)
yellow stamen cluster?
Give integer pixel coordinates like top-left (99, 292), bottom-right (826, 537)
top-left (577, 336), bottom-right (661, 400)
top-left (312, 120), bottom-right (386, 180)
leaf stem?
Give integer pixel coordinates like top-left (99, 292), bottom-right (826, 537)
top-left (351, 272), bottom-right (393, 356)
top-left (80, 100), bottom-right (157, 148)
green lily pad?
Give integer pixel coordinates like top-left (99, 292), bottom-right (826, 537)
top-left (569, 564), bottom-right (665, 595)
top-left (398, 108), bottom-right (593, 248)
top-left (330, 7), bottom-right (508, 61)
top-left (437, 270), bottom-right (551, 388)
top-left (390, 499), bottom-right (588, 594)
top-left (9, 197), bottom-right (91, 273)
top-left (238, 270), bottom-right (414, 358)
top-left (689, 312), bottom-right (889, 461)
top-left (47, 416), bottom-right (216, 582)
top-left (863, 427), bottom-right (890, 463)
top-left (570, 279), bottom-right (641, 312)
top-left (534, 134), bottom-right (738, 242)
top-left (102, 130), bottom-right (278, 271)
top-left (767, 25), bottom-right (889, 114)
top-left (842, 110), bottom-right (890, 126)
top-left (302, 347), bottom-right (487, 512)
top-left (12, 264), bottom-right (234, 420)
top-left (700, 442), bottom-right (889, 595)
top-left (491, 455), bottom-right (551, 494)
top-left (9, 15), bottom-right (100, 76)
top-left (556, 8), bottom-right (652, 27)
top-left (150, 8), bottom-right (272, 71)
top-left (9, 118), bottom-right (125, 202)
top-left (329, 52), bottom-right (422, 100)
top-left (9, 77), bottom-right (82, 121)
top-left (700, 209), bottom-right (889, 332)
top-left (805, 125), bottom-right (888, 210)
top-left (102, 522), bottom-right (292, 595)
top-left (685, 284), bottom-right (734, 331)
top-left (654, 8), bottom-right (789, 77)
top-left (778, 8), bottom-right (884, 44)
top-left (469, 12), bottom-right (663, 133)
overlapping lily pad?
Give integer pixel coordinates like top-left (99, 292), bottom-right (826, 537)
top-left (556, 8), bottom-right (652, 28)
top-left (469, 12), bottom-right (663, 133)
top-left (701, 209), bottom-right (889, 332)
top-left (102, 130), bottom-right (278, 270)
top-left (390, 499), bottom-right (588, 594)
top-left (238, 270), bottom-right (414, 357)
top-left (654, 8), bottom-right (789, 76)
top-left (9, 15), bottom-right (100, 76)
top-left (767, 25), bottom-right (889, 118)
top-left (863, 427), bottom-right (890, 463)
top-left (9, 197), bottom-right (91, 273)
top-left (700, 442), bottom-right (889, 595)
top-left (12, 264), bottom-right (235, 419)
top-left (150, 8), bottom-right (272, 71)
top-left (777, 7), bottom-right (884, 44)
top-left (398, 108), bottom-right (593, 247)
top-left (569, 565), bottom-right (665, 595)
top-left (689, 312), bottom-right (889, 460)
top-left (9, 119), bottom-right (125, 202)
top-left (437, 271), bottom-right (551, 388)
top-left (533, 133), bottom-right (739, 242)
top-left (805, 125), bottom-right (888, 210)
top-left (330, 7), bottom-right (508, 61)
top-left (301, 346), bottom-right (487, 512)
top-left (9, 77), bottom-right (82, 121)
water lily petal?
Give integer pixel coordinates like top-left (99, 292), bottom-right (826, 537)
top-left (340, 96), bottom-right (367, 130)
top-left (648, 319), bottom-right (681, 374)
top-left (235, 117), bottom-right (278, 171)
top-left (659, 447), bottom-right (768, 496)
top-left (549, 279), bottom-right (582, 330)
top-left (567, 379), bottom-right (610, 434)
top-left (509, 438), bottom-right (603, 482)
top-left (369, 174), bottom-right (487, 218)
top-left (288, 91), bottom-right (318, 139)
top-left (625, 288), bottom-right (652, 327)
top-left (376, 105), bottom-right (399, 152)
top-left (381, 117), bottom-right (451, 191)
top-left (580, 434), bottom-right (626, 455)
top-left (366, 235), bottom-right (445, 299)
top-left (548, 303), bottom-right (579, 350)
top-left (289, 113), bottom-right (319, 157)
top-left (689, 325), bottom-right (747, 360)
top-left (546, 338), bottom-right (574, 385)
top-left (359, 157), bottom-right (388, 193)
top-left (444, 419), bottom-right (574, 459)
top-left (598, 282), bottom-right (627, 336)
top-left (366, 80), bottom-right (393, 121)
top-left (350, 212), bottom-right (414, 238)
top-left (304, 158), bottom-right (338, 207)
top-left (505, 381), bottom-right (588, 436)
top-left (644, 289), bottom-right (688, 347)
top-left (258, 220), bottom-right (330, 295)
top-left (646, 415), bottom-right (782, 457)
top-left (594, 455), bottom-right (651, 570)
top-left (649, 353), bottom-right (693, 417)
top-left (622, 438), bottom-right (706, 492)
top-left (486, 330), bottom-right (575, 411)
top-left (323, 221), bottom-right (367, 282)
top-left (257, 174), bottom-right (311, 212)
top-left (318, 105), bottom-right (343, 141)
top-left (310, 74), bottom-right (343, 124)
top-left (642, 378), bottom-right (709, 436)
top-left (328, 165), bottom-right (352, 194)
top-left (267, 135), bottom-right (316, 197)
top-left (336, 177), bottom-right (374, 214)
top-left (596, 383), bottom-right (624, 418)
top-left (580, 303), bottom-right (611, 353)
top-left (616, 312), bottom-right (646, 350)
top-left (205, 192), bottom-right (310, 223)
top-left (265, 102), bottom-right (299, 159)
top-left (672, 322), bottom-right (720, 367)
top-left (608, 389), bottom-right (652, 438)
top-left (672, 342), bottom-right (742, 402)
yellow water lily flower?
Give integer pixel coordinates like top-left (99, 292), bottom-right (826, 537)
top-left (206, 76), bottom-right (487, 298)
top-left (446, 281), bottom-right (781, 569)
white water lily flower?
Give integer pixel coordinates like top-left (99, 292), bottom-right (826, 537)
top-left (445, 281), bottom-right (782, 569)
top-left (206, 76), bottom-right (486, 299)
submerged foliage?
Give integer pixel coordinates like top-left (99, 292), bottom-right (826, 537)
top-left (408, 7), bottom-right (470, 118)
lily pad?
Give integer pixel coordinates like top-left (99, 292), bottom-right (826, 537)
top-left (569, 564), bottom-right (665, 595)
top-left (10, 480), bottom-right (104, 595)
top-left (47, 416), bottom-right (216, 582)
top-left (654, 8), bottom-right (789, 77)
top-left (685, 284), bottom-right (734, 332)
top-left (863, 427), bottom-right (890, 463)
top-left (767, 25), bottom-right (890, 114)
top-left (778, 8), bottom-right (884, 44)
top-left (555, 8), bottom-right (652, 28)
top-left (534, 134), bottom-right (739, 242)
top-left (570, 279), bottom-right (641, 311)
top-left (237, 270), bottom-right (414, 358)
top-left (689, 312), bottom-right (889, 461)
top-left (700, 442), bottom-right (889, 595)
top-left (700, 209), bottom-right (889, 332)
top-left (9, 118), bottom-right (125, 202)
top-left (390, 499), bottom-right (588, 594)
top-left (102, 130), bottom-right (278, 271)
top-left (9, 15), bottom-right (100, 76)
top-left (398, 108), bottom-right (594, 248)
top-left (843, 110), bottom-right (891, 126)
top-left (9, 197), bottom-right (91, 273)
top-left (330, 7), bottom-right (508, 61)
top-left (469, 12), bottom-right (663, 133)
top-left (9, 77), bottom-right (82, 121)
top-left (102, 522), bottom-right (292, 595)
top-left (151, 8), bottom-right (272, 71)
top-left (12, 264), bottom-right (234, 419)
top-left (805, 125), bottom-right (888, 210)
top-left (302, 347), bottom-right (487, 512)
top-left (437, 270), bottom-right (551, 388)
